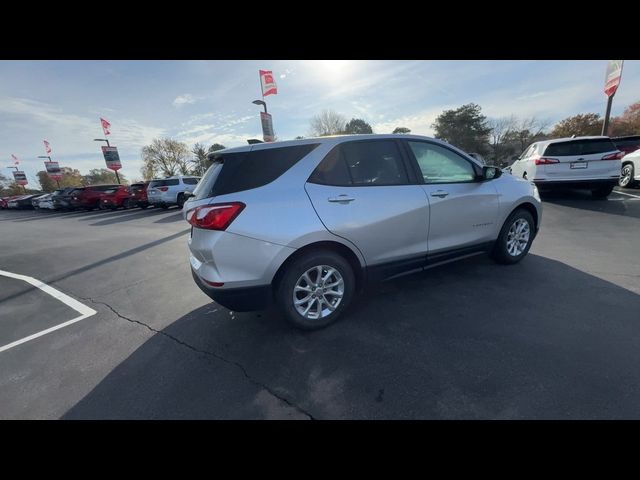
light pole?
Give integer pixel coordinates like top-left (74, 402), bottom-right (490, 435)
top-left (252, 99), bottom-right (267, 114)
top-left (6, 166), bottom-right (25, 193)
top-left (94, 138), bottom-right (120, 184)
top-left (37, 155), bottom-right (60, 189)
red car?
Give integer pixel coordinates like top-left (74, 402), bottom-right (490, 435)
top-left (99, 185), bottom-right (132, 210)
top-left (70, 185), bottom-right (120, 210)
top-left (125, 182), bottom-right (150, 209)
top-left (612, 135), bottom-right (640, 157)
top-left (0, 197), bottom-right (9, 209)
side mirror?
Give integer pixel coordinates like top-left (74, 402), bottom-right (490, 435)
top-left (482, 166), bottom-right (501, 180)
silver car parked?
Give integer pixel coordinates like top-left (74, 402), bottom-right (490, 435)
top-left (147, 175), bottom-right (200, 209)
top-left (185, 134), bottom-right (542, 330)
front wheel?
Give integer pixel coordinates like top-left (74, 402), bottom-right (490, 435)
top-left (619, 163), bottom-right (635, 188)
top-left (491, 209), bottom-right (535, 265)
top-left (591, 184), bottom-right (614, 199)
top-left (276, 250), bottom-right (355, 330)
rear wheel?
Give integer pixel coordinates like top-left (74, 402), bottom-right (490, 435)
top-left (276, 250), bottom-right (355, 330)
top-left (177, 193), bottom-right (186, 209)
top-left (591, 184), bottom-right (614, 198)
top-left (619, 163), bottom-right (635, 188)
top-left (491, 209), bottom-right (535, 265)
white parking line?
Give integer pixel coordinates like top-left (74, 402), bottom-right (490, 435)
top-left (614, 190), bottom-right (640, 199)
top-left (0, 269), bottom-right (97, 353)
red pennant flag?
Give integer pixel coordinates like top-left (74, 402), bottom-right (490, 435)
top-left (259, 70), bottom-right (278, 97)
top-left (11, 154), bottom-right (19, 165)
top-left (44, 140), bottom-right (52, 154)
top-left (100, 117), bottom-right (111, 136)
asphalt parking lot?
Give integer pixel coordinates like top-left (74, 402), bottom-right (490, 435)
top-left (1, 186), bottom-right (640, 419)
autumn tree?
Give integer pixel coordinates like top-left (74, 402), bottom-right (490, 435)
top-left (432, 103), bottom-right (492, 154)
top-left (141, 138), bottom-right (191, 180)
top-left (610, 101), bottom-right (640, 136)
top-left (83, 168), bottom-right (127, 185)
top-left (550, 113), bottom-right (602, 138)
top-left (309, 110), bottom-right (346, 137)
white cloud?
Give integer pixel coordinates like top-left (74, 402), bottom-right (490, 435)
top-left (172, 94), bottom-right (196, 107)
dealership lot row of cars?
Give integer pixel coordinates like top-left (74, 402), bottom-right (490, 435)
top-left (0, 175), bottom-right (202, 212)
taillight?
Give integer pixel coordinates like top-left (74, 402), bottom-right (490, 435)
top-left (158, 187), bottom-right (169, 192)
top-left (186, 202), bottom-right (245, 230)
top-left (534, 157), bottom-right (560, 165)
top-left (602, 151), bottom-right (624, 160)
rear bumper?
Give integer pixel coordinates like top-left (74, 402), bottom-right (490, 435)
top-left (534, 178), bottom-right (618, 189)
top-left (191, 268), bottom-right (272, 311)
top-left (148, 193), bottom-right (175, 204)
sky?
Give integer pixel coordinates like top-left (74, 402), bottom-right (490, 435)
top-left (1, 60), bottom-right (638, 188)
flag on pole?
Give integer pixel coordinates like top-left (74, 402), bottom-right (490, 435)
top-left (100, 117), bottom-right (111, 136)
top-left (259, 70), bottom-right (278, 97)
top-left (44, 140), bottom-right (52, 154)
top-left (11, 154), bottom-right (19, 165)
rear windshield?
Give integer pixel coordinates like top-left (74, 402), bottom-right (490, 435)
top-left (183, 177), bottom-right (200, 185)
top-left (103, 189), bottom-right (118, 194)
top-left (544, 139), bottom-right (617, 156)
top-left (149, 179), bottom-right (179, 187)
top-left (198, 144), bottom-right (319, 199)
top-left (130, 184), bottom-right (146, 191)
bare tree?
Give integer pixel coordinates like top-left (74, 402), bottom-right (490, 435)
top-left (190, 143), bottom-right (208, 176)
top-left (488, 116), bottom-right (517, 164)
top-left (141, 138), bottom-right (191, 180)
top-left (309, 110), bottom-right (346, 137)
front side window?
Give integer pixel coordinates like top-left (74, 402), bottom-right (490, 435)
top-left (183, 177), bottom-right (199, 185)
top-left (408, 142), bottom-right (476, 184)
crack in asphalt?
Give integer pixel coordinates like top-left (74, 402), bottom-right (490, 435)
top-left (80, 296), bottom-right (315, 420)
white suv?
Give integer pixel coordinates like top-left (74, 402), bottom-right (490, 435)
top-left (147, 175), bottom-right (200, 209)
top-left (509, 136), bottom-right (623, 198)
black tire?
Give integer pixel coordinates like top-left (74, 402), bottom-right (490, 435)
top-left (619, 163), bottom-right (636, 188)
top-left (177, 193), bottom-right (186, 209)
top-left (160, 203), bottom-right (169, 210)
top-left (275, 250), bottom-right (355, 330)
top-left (491, 209), bottom-right (535, 265)
top-left (591, 184), bottom-right (614, 199)
top-left (140, 203), bottom-right (149, 209)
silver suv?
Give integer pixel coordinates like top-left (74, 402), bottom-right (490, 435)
top-left (147, 175), bottom-right (200, 209)
top-left (185, 135), bottom-right (542, 330)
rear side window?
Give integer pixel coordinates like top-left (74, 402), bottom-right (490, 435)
top-left (309, 140), bottom-right (408, 186)
top-left (209, 144), bottom-right (319, 196)
top-left (544, 139), bottom-right (617, 156)
top-left (183, 177), bottom-right (199, 185)
top-left (149, 179), bottom-right (179, 187)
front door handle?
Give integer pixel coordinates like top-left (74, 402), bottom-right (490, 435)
top-left (430, 190), bottom-right (449, 198)
top-left (328, 195), bottom-right (355, 203)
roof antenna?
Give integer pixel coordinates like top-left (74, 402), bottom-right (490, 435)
top-left (571, 134), bottom-right (576, 138)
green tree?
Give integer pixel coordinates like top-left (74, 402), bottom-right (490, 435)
top-left (208, 143), bottom-right (226, 153)
top-left (83, 168), bottom-right (127, 185)
top-left (309, 110), bottom-right (346, 136)
top-left (432, 103), bottom-right (492, 154)
top-left (392, 127), bottom-right (411, 134)
top-left (550, 113), bottom-right (602, 138)
top-left (141, 138), bottom-right (191, 180)
top-left (343, 118), bottom-right (373, 134)
top-left (37, 171), bottom-right (57, 192)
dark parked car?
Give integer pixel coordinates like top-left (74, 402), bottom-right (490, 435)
top-left (53, 188), bottom-right (82, 210)
top-left (70, 185), bottom-right (119, 210)
top-left (125, 182), bottom-right (150, 209)
top-left (99, 185), bottom-right (131, 210)
top-left (9, 194), bottom-right (45, 210)
top-left (612, 135), bottom-right (640, 156)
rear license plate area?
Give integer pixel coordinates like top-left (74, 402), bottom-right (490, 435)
top-left (570, 161), bottom-right (588, 169)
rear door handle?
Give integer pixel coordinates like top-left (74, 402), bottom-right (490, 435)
top-left (328, 195), bottom-right (355, 203)
top-left (430, 190), bottom-right (449, 198)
